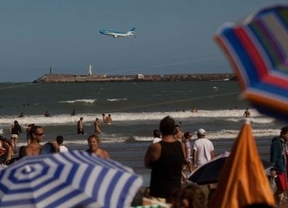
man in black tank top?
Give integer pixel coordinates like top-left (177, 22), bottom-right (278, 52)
top-left (144, 116), bottom-right (186, 201)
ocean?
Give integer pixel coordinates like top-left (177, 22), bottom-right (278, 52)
top-left (0, 81), bottom-right (285, 186)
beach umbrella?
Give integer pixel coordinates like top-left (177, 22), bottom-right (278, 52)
top-left (188, 152), bottom-right (272, 185)
top-left (0, 150), bottom-right (143, 208)
top-left (209, 121), bottom-right (275, 208)
top-left (214, 5), bottom-right (288, 121)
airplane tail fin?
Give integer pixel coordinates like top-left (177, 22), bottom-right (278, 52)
top-left (127, 27), bottom-right (136, 36)
top-left (130, 27), bottom-right (136, 32)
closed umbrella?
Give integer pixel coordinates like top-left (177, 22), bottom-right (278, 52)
top-left (210, 121), bottom-right (275, 207)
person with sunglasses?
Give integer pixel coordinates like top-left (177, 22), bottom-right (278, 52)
top-left (25, 125), bottom-right (45, 156)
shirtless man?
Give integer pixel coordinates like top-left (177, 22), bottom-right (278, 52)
top-left (106, 114), bottom-right (112, 125)
top-left (25, 125), bottom-right (44, 156)
top-left (94, 118), bottom-right (101, 134)
top-left (102, 113), bottom-right (107, 123)
top-left (86, 134), bottom-right (109, 159)
top-left (174, 124), bottom-right (184, 142)
top-left (77, 117), bottom-right (84, 135)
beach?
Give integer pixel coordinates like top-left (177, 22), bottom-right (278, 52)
top-left (0, 81), bottom-right (285, 187)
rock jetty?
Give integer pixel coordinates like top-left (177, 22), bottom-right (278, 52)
top-left (33, 73), bottom-right (237, 83)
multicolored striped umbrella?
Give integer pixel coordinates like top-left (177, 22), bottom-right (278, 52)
top-left (214, 5), bottom-right (288, 121)
top-left (0, 150), bottom-right (143, 208)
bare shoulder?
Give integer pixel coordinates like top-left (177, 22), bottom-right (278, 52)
top-left (144, 142), bottom-right (162, 168)
top-left (147, 142), bottom-right (162, 158)
top-left (98, 148), bottom-right (110, 159)
top-left (147, 142), bottom-right (161, 153)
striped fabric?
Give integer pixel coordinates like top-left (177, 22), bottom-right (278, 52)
top-left (214, 5), bottom-right (288, 121)
top-left (0, 150), bottom-right (143, 208)
top-left (131, 205), bottom-right (163, 208)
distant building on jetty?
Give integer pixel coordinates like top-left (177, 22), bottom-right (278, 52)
top-left (33, 65), bottom-right (236, 83)
top-left (33, 73), bottom-right (237, 83)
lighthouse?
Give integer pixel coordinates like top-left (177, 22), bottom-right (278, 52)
top-left (88, 64), bottom-right (92, 76)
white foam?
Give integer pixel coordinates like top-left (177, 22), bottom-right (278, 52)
top-left (107, 98), bottom-right (127, 102)
top-left (59, 99), bottom-right (96, 104)
top-left (0, 109), bottom-right (272, 126)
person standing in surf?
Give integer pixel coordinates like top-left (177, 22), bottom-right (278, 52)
top-left (77, 117), bottom-right (84, 135)
top-left (243, 108), bottom-right (251, 117)
top-left (71, 109), bottom-right (76, 116)
top-left (94, 118), bottom-right (101, 134)
top-left (106, 114), bottom-right (112, 125)
top-left (9, 120), bottom-right (22, 153)
top-left (102, 113), bottom-right (107, 123)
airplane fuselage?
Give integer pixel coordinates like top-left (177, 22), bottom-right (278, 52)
top-left (99, 27), bottom-right (135, 38)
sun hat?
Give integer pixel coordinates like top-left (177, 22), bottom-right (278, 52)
top-left (197, 128), bottom-right (206, 135)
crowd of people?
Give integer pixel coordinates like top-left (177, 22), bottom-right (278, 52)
top-left (0, 114), bottom-right (113, 166)
top-left (0, 127), bottom-right (110, 166)
top-left (142, 116), bottom-right (288, 207)
top-left (1, 115), bottom-right (287, 207)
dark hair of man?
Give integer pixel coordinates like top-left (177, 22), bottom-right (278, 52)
top-left (153, 129), bottom-right (161, 138)
top-left (29, 125), bottom-right (42, 138)
top-left (280, 126), bottom-right (288, 137)
top-left (56, 135), bottom-right (64, 145)
top-left (270, 167), bottom-right (276, 172)
top-left (159, 116), bottom-right (175, 136)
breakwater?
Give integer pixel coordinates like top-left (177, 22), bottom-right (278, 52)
top-left (33, 73), bottom-right (236, 83)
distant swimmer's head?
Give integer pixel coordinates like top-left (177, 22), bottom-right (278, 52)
top-left (197, 128), bottom-right (206, 136)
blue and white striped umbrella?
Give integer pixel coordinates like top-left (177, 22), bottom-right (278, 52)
top-left (0, 150), bottom-right (143, 208)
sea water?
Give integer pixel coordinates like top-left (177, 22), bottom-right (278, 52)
top-left (0, 81), bottom-right (285, 186)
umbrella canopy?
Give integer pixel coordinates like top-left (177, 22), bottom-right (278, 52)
top-left (210, 121), bottom-right (275, 207)
top-left (0, 150), bottom-right (143, 208)
top-left (188, 151), bottom-right (272, 185)
top-left (214, 5), bottom-right (288, 121)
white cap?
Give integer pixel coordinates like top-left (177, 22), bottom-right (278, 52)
top-left (197, 128), bottom-right (206, 135)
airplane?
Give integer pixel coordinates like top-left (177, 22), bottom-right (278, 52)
top-left (99, 27), bottom-right (136, 38)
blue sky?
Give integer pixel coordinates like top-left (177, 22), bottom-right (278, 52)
top-left (0, 0), bottom-right (286, 82)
